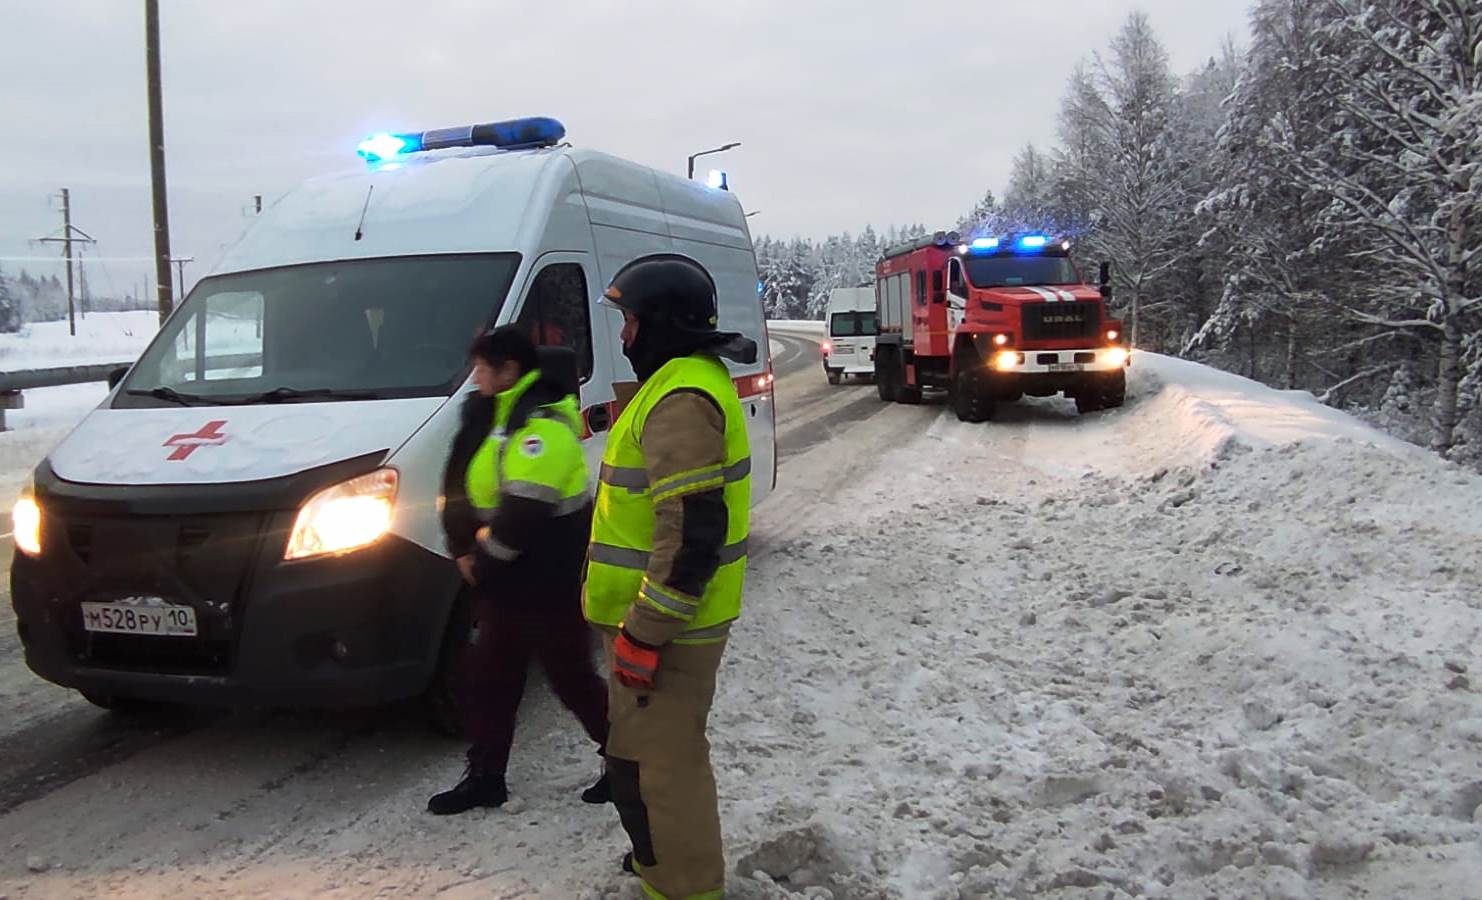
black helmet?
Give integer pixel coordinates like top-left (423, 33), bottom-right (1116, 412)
top-left (602, 254), bottom-right (758, 379)
top-left (603, 255), bottom-right (719, 337)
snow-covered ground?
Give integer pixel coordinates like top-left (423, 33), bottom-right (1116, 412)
top-left (721, 355), bottom-right (1482, 898)
top-left (2, 339), bottom-right (1480, 898)
top-left (0, 311), bottom-right (158, 371)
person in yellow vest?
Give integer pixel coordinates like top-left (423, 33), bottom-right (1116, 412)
top-left (429, 325), bottom-right (609, 815)
top-left (585, 255), bottom-right (757, 899)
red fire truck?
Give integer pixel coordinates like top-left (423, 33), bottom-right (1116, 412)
top-left (873, 231), bottom-right (1129, 421)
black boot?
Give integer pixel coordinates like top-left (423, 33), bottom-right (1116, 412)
top-left (580, 772), bottom-right (611, 804)
top-left (427, 765), bottom-right (508, 815)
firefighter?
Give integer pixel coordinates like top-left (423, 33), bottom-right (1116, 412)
top-left (586, 255), bottom-right (757, 898)
top-left (429, 325), bottom-right (609, 815)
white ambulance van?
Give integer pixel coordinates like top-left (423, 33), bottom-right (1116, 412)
top-left (10, 117), bottom-right (775, 725)
top-left (822, 286), bottom-right (878, 385)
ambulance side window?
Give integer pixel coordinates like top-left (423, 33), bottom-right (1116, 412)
top-left (517, 263), bottom-right (593, 382)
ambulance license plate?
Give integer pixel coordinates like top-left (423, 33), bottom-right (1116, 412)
top-left (1049, 363), bottom-right (1085, 373)
top-left (81, 600), bottom-right (197, 637)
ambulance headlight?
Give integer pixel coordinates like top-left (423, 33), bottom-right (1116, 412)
top-left (13, 492), bottom-right (41, 557)
top-left (285, 468), bottom-right (399, 561)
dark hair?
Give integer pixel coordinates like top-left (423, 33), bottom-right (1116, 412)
top-left (469, 325), bottom-right (539, 372)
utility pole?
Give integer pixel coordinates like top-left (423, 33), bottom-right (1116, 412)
top-left (172, 256), bottom-right (194, 303)
top-left (36, 188), bottom-right (96, 337)
top-left (146, 0), bottom-right (175, 324)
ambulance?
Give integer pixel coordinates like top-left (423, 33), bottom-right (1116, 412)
top-left (9, 117), bottom-right (776, 726)
top-left (821, 286), bottom-right (877, 385)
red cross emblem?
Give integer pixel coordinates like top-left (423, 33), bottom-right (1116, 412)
top-left (164, 420), bottom-right (229, 461)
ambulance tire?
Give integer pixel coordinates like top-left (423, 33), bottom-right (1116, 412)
top-left (425, 591), bottom-right (473, 738)
top-left (826, 369), bottom-right (842, 385)
top-left (80, 691), bottom-right (174, 717)
top-left (953, 369), bottom-right (995, 423)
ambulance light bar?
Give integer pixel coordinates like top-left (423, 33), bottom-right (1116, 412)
top-left (356, 117), bottom-right (567, 163)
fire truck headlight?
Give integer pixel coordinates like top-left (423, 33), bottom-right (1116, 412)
top-left (1104, 347), bottom-right (1130, 368)
top-left (1106, 329), bottom-right (1120, 342)
top-left (286, 468), bottom-right (399, 561)
top-left (992, 350), bottom-right (1022, 372)
top-left (13, 494), bottom-right (41, 557)
top-left (992, 333), bottom-right (1010, 347)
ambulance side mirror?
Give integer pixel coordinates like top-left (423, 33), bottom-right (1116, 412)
top-left (107, 366), bottom-right (129, 390)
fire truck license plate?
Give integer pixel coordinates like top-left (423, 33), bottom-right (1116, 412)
top-left (82, 600), bottom-right (197, 637)
top-left (1049, 362), bottom-right (1085, 373)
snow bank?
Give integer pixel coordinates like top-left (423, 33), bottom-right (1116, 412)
top-left (769, 319), bottom-right (826, 335)
top-left (0, 311), bottom-right (158, 371)
top-left (717, 357), bottom-right (1482, 898)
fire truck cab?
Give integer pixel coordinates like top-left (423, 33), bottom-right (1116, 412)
top-left (874, 231), bottom-right (1129, 421)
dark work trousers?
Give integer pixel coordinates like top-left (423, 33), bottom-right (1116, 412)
top-left (459, 592), bottom-right (609, 776)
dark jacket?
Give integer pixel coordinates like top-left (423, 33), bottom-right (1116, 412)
top-left (441, 391), bottom-right (496, 560)
top-left (443, 372), bottom-right (592, 608)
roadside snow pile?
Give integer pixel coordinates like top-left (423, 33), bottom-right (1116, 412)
top-left (0, 311), bottom-right (157, 371)
top-left (769, 320), bottom-right (826, 335)
top-left (720, 356), bottom-right (1482, 898)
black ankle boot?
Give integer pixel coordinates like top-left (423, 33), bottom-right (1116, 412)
top-left (428, 765), bottom-right (508, 815)
top-left (580, 773), bottom-right (611, 805)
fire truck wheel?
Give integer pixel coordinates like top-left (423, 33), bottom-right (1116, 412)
top-left (1103, 369), bottom-right (1127, 408)
top-left (1074, 392), bottom-right (1104, 415)
top-left (953, 369), bottom-right (995, 423)
top-left (875, 351), bottom-right (897, 401)
top-left (826, 369), bottom-right (842, 385)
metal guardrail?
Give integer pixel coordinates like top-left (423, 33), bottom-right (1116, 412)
top-left (0, 363), bottom-right (132, 393)
top-left (0, 362), bottom-right (132, 431)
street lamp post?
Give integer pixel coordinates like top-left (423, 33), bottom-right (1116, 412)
top-left (687, 142), bottom-right (741, 180)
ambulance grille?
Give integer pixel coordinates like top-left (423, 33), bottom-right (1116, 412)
top-left (1022, 302), bottom-right (1100, 342)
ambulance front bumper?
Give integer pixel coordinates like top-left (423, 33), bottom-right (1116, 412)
top-left (11, 465), bottom-right (461, 709)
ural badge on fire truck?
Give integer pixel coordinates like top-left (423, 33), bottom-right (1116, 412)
top-left (872, 232), bottom-right (1130, 421)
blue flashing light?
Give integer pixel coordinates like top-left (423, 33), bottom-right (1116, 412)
top-left (706, 169), bottom-right (729, 190)
top-left (970, 237), bottom-right (1000, 250)
top-left (1018, 234), bottom-right (1049, 250)
top-left (355, 117), bottom-right (566, 163)
top-left (357, 132), bottom-right (420, 162)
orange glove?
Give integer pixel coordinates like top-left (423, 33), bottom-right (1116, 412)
top-left (613, 629), bottom-right (660, 690)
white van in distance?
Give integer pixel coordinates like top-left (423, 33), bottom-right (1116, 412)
top-left (9, 117), bottom-right (776, 726)
top-left (822, 286), bottom-right (878, 385)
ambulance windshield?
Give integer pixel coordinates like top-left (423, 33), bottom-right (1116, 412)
top-left (116, 254), bottom-right (519, 407)
top-left (965, 256), bottom-right (1078, 288)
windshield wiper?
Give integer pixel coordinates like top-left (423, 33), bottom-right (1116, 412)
top-left (238, 386), bottom-right (383, 404)
top-left (125, 386), bottom-right (220, 406)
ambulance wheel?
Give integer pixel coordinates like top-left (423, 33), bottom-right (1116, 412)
top-left (425, 592), bottom-right (473, 738)
top-left (826, 369), bottom-right (842, 385)
top-left (952, 369), bottom-right (995, 423)
top-left (80, 691), bottom-right (172, 716)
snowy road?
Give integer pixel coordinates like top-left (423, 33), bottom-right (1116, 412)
top-left (2, 345), bottom-right (1480, 899)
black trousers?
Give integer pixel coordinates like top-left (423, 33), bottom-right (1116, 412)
top-left (459, 593), bottom-right (609, 776)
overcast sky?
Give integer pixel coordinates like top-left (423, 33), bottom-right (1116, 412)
top-left (1, 0), bottom-right (1251, 298)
